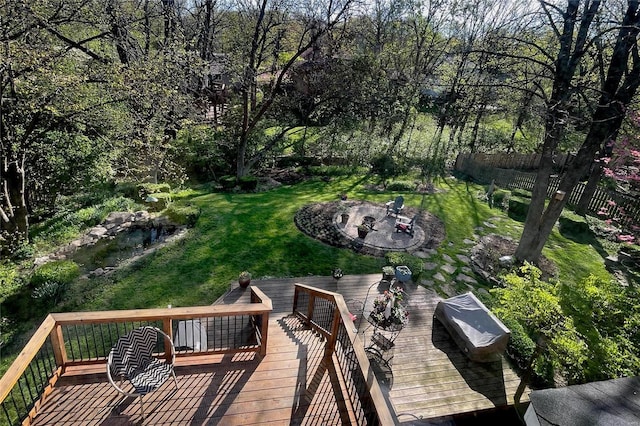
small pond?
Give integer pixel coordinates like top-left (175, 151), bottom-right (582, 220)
top-left (70, 226), bottom-right (174, 273)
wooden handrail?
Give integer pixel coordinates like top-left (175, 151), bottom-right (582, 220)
top-left (292, 283), bottom-right (396, 425)
top-left (0, 287), bottom-right (272, 418)
top-left (0, 315), bottom-right (57, 404)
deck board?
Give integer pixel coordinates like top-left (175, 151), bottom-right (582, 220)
top-left (32, 274), bottom-right (529, 425)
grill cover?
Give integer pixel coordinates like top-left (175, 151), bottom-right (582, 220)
top-left (434, 292), bottom-right (510, 362)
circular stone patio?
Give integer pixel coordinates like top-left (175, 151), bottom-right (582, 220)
top-left (335, 204), bottom-right (425, 251)
top-left (294, 200), bottom-right (445, 257)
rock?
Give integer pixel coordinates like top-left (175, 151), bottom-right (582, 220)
top-left (423, 262), bottom-right (438, 271)
top-left (463, 238), bottom-right (476, 245)
top-left (442, 254), bottom-right (454, 263)
top-left (434, 272), bottom-right (447, 282)
top-left (134, 210), bottom-right (151, 221)
top-left (34, 256), bottom-right (51, 266)
top-left (461, 266), bottom-right (473, 274)
top-left (88, 226), bottom-right (108, 238)
top-left (105, 212), bottom-right (134, 225)
top-left (499, 255), bottom-right (514, 267)
top-left (456, 254), bottom-right (471, 264)
top-left (89, 268), bottom-right (105, 277)
top-left (456, 273), bottom-right (478, 284)
top-left (441, 263), bottom-right (457, 274)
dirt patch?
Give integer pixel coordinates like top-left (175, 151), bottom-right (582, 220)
top-left (470, 234), bottom-right (558, 283)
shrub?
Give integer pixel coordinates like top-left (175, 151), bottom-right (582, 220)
top-left (165, 204), bottom-right (201, 226)
top-left (492, 189), bottom-right (510, 210)
top-left (137, 183), bottom-right (171, 198)
top-left (115, 181), bottom-right (138, 199)
top-left (0, 262), bottom-right (24, 304)
top-left (386, 181), bottom-right (415, 192)
top-left (511, 188), bottom-right (532, 198)
top-left (31, 260), bottom-right (80, 287)
top-left (32, 280), bottom-right (68, 303)
top-left (558, 216), bottom-right (591, 236)
top-left (238, 175), bottom-right (258, 191)
top-left (219, 175), bottom-right (236, 190)
top-left (30, 260), bottom-right (80, 304)
top-left (490, 263), bottom-right (589, 384)
top-left (384, 252), bottom-right (424, 280)
top-left (508, 197), bottom-right (529, 221)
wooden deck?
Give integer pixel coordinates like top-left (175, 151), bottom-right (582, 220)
top-left (32, 274), bottom-right (528, 425)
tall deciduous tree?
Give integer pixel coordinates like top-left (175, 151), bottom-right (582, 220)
top-left (228, 0), bottom-right (357, 178)
top-left (515, 0), bottom-right (640, 263)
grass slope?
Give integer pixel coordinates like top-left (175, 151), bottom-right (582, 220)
top-left (63, 175), bottom-right (610, 312)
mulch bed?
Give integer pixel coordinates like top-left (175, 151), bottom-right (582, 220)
top-left (294, 200), bottom-right (446, 257)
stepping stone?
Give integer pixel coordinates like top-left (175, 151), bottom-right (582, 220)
top-left (483, 221), bottom-right (497, 228)
top-left (456, 273), bottom-right (478, 284)
top-left (414, 250), bottom-right (431, 259)
top-left (442, 254), bottom-right (454, 263)
top-left (461, 266), bottom-right (473, 274)
top-left (441, 264), bottom-right (457, 274)
top-left (456, 254), bottom-right (471, 264)
top-left (423, 262), bottom-right (438, 271)
top-left (434, 272), bottom-right (447, 282)
top-left (463, 238), bottom-right (476, 245)
top-left (420, 279), bottom-right (435, 287)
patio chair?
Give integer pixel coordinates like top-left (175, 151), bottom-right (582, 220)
top-left (107, 326), bottom-right (178, 418)
top-left (386, 196), bottom-right (405, 216)
top-left (395, 215), bottom-right (416, 237)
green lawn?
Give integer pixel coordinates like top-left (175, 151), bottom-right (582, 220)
top-left (61, 175), bottom-right (611, 312)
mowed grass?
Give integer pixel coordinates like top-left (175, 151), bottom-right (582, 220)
top-left (66, 175), bottom-right (612, 312)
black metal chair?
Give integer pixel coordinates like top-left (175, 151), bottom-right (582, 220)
top-left (107, 326), bottom-right (178, 418)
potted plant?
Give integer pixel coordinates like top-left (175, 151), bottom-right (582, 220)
top-left (357, 224), bottom-right (369, 239)
top-left (338, 204), bottom-right (350, 224)
top-left (332, 268), bottom-right (344, 280)
top-left (382, 266), bottom-right (395, 281)
top-left (238, 271), bottom-right (252, 288)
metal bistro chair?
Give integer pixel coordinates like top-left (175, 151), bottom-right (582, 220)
top-left (107, 326), bottom-right (178, 418)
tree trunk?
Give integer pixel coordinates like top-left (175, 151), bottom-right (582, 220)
top-left (575, 161), bottom-right (602, 215)
top-left (1, 160), bottom-right (29, 253)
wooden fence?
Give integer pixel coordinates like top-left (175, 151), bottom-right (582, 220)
top-left (455, 153), bottom-right (640, 232)
top-left (456, 152), bottom-right (572, 171)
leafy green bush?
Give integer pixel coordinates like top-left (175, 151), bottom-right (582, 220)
top-left (219, 175), bottom-right (236, 190)
top-left (30, 260), bottom-right (80, 304)
top-left (370, 154), bottom-right (400, 185)
top-left (511, 188), bottom-right (532, 198)
top-left (165, 204), bottom-right (201, 226)
top-left (238, 175), bottom-right (258, 191)
top-left (137, 183), bottom-right (171, 198)
top-left (558, 216), bottom-right (591, 236)
top-left (508, 197), bottom-right (529, 221)
top-left (32, 280), bottom-right (68, 303)
top-left (491, 263), bottom-right (588, 384)
top-left (386, 181), bottom-right (415, 192)
top-left (30, 260), bottom-right (80, 287)
top-left (115, 181), bottom-right (138, 199)
top-left (492, 189), bottom-right (510, 209)
top-left (0, 262), bottom-right (24, 304)
top-left (384, 252), bottom-right (424, 280)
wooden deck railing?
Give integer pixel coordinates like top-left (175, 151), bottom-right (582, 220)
top-left (0, 287), bottom-right (272, 426)
top-left (293, 283), bottom-right (396, 426)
